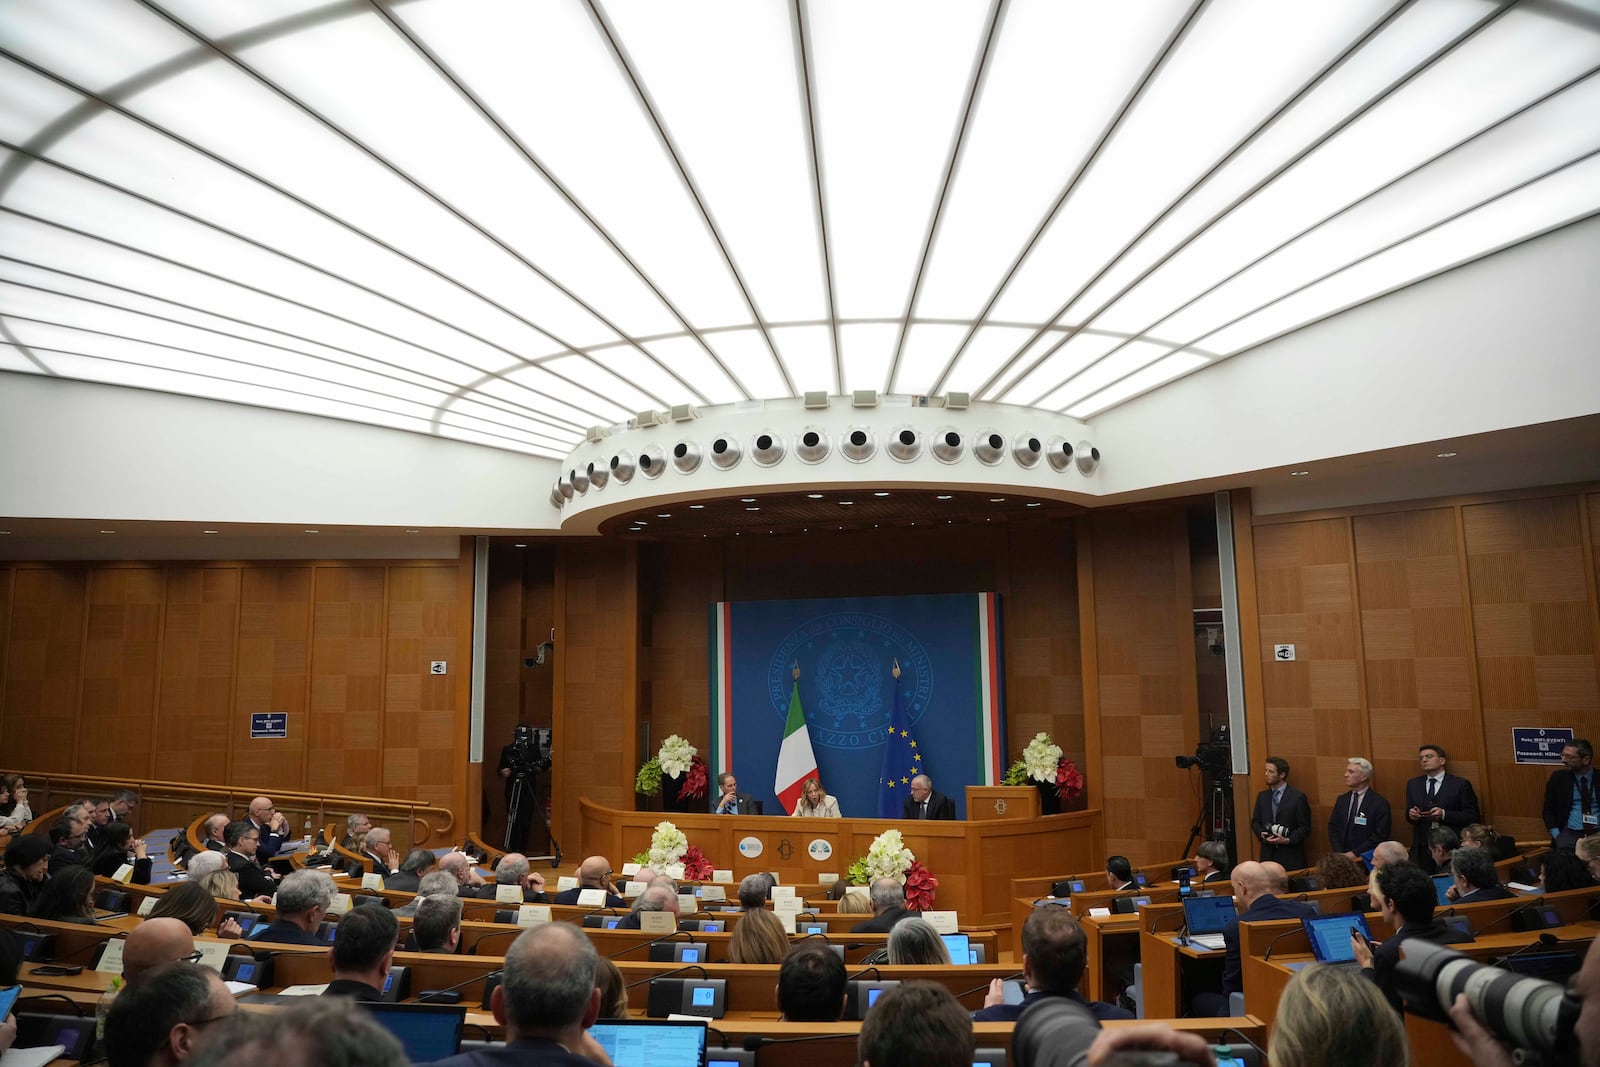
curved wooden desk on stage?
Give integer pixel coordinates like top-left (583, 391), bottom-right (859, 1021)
top-left (578, 798), bottom-right (1101, 924)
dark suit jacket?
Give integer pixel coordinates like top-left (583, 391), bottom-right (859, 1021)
top-left (1457, 885), bottom-right (1513, 904)
top-left (1543, 768), bottom-right (1596, 837)
top-left (1328, 789), bottom-right (1392, 856)
top-left (226, 850), bottom-right (278, 900)
top-left (247, 817), bottom-right (287, 860)
top-left (1405, 773), bottom-right (1481, 866)
top-left (253, 919), bottom-right (327, 946)
top-left (1222, 895), bottom-right (1318, 995)
top-left (1364, 918), bottom-right (1472, 1013)
top-left (971, 988), bottom-right (1133, 1023)
top-left (48, 844), bottom-right (87, 877)
top-left (850, 905), bottom-right (913, 934)
top-left (322, 978), bottom-right (383, 1002)
top-left (1250, 785), bottom-right (1311, 870)
top-left (711, 792), bottom-right (761, 815)
top-left (471, 884), bottom-right (548, 904)
top-left (553, 887), bottom-right (627, 909)
top-left (902, 791), bottom-right (956, 821)
top-left (1200, 871), bottom-right (1228, 884)
top-left (383, 869), bottom-right (422, 893)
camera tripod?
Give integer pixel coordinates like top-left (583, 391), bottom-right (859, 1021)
top-left (505, 769), bottom-right (563, 867)
top-left (1181, 769), bottom-right (1235, 861)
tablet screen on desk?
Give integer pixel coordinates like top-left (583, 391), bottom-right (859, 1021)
top-left (365, 1003), bottom-right (466, 1061)
top-left (1303, 914), bottom-right (1371, 962)
top-left (590, 1019), bottom-right (708, 1067)
top-left (1183, 895), bottom-right (1237, 935)
top-left (940, 933), bottom-right (970, 964)
top-left (1433, 875), bottom-right (1453, 906)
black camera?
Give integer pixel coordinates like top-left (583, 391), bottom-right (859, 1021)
top-left (1392, 940), bottom-right (1580, 1063)
top-left (1175, 725), bottom-right (1232, 779)
top-left (506, 725), bottom-right (553, 777)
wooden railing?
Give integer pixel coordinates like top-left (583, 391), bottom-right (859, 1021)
top-left (5, 771), bottom-right (456, 850)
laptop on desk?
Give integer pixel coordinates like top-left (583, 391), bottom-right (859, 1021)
top-left (590, 1019), bottom-right (708, 1067)
top-left (365, 1002), bottom-right (466, 1062)
top-left (1181, 895), bottom-right (1237, 951)
top-left (1302, 913), bottom-right (1373, 971)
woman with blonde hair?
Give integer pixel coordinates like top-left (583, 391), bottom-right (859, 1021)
top-left (837, 888), bottom-right (873, 915)
top-left (790, 777), bottom-right (841, 818)
top-left (887, 917), bottom-right (951, 966)
top-left (198, 869), bottom-right (241, 902)
top-left (728, 907), bottom-right (790, 964)
top-left (1269, 963), bottom-right (1408, 1067)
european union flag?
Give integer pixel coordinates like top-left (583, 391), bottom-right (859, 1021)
top-left (877, 663), bottom-right (925, 819)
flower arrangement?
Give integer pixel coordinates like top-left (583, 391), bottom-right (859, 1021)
top-left (635, 734), bottom-right (708, 798)
top-left (1055, 756), bottom-right (1085, 804)
top-left (679, 755), bottom-right (708, 800)
top-left (647, 820), bottom-right (688, 875)
top-left (682, 844), bottom-right (713, 882)
top-left (843, 829), bottom-right (937, 908)
top-left (658, 735), bottom-right (697, 778)
top-left (1002, 732), bottom-right (1085, 803)
top-left (903, 860), bottom-right (938, 911)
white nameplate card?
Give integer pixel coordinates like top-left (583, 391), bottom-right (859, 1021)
top-left (774, 910), bottom-right (796, 933)
top-left (845, 885), bottom-right (870, 898)
top-left (495, 884), bottom-right (524, 904)
top-left (328, 893), bottom-right (353, 915)
top-left (698, 886), bottom-right (726, 901)
top-left (361, 873), bottom-right (385, 891)
top-left (194, 940), bottom-right (231, 972)
top-left (817, 873), bottom-right (839, 885)
top-left (556, 876), bottom-right (579, 892)
top-left (639, 911), bottom-right (677, 934)
top-left (624, 881), bottom-right (647, 896)
top-left (577, 888), bottom-right (609, 907)
top-left (280, 983), bottom-right (330, 996)
top-left (712, 869), bottom-right (734, 884)
top-left (677, 894), bottom-right (698, 915)
top-left (1087, 907), bottom-right (1112, 918)
top-left (773, 895), bottom-right (804, 914)
top-left (621, 863), bottom-right (642, 876)
top-left (922, 910), bottom-right (959, 934)
top-left (112, 864), bottom-right (135, 884)
top-left (137, 896), bottom-right (158, 917)
top-left (770, 885), bottom-right (796, 901)
top-left (517, 904), bottom-right (551, 927)
top-left (95, 938), bottom-right (125, 975)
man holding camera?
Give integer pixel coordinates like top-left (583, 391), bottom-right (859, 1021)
top-left (1250, 756), bottom-right (1311, 870)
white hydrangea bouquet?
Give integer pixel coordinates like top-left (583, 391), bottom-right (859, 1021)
top-left (1021, 732), bottom-right (1064, 783)
top-left (647, 820), bottom-right (688, 877)
top-left (658, 734), bottom-right (697, 777)
top-left (863, 828), bottom-right (914, 882)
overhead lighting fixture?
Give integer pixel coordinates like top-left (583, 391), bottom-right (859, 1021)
top-left (931, 428), bottom-right (964, 464)
top-left (989, 498), bottom-right (1006, 503)
top-left (405, 529), bottom-right (420, 533)
top-left (100, 530), bottom-right (116, 534)
top-left (887, 426), bottom-right (922, 462)
top-left (610, 451), bottom-right (636, 484)
top-left (807, 493), bottom-right (824, 499)
top-left (1074, 443), bottom-right (1101, 477)
top-left (1289, 470), bottom-right (1310, 477)
top-left (873, 492), bottom-right (890, 497)
top-left (689, 504), bottom-right (705, 510)
top-left (1026, 502), bottom-right (1042, 508)
top-left (634, 520), bottom-right (649, 526)
top-left (304, 529), bottom-right (317, 534)
top-left (974, 430), bottom-right (1006, 466)
top-left (746, 507), bottom-right (760, 512)
top-left (936, 495), bottom-right (953, 500)
top-left (741, 498), bottom-right (756, 503)
top-left (752, 431), bottom-right (786, 467)
top-left (657, 514), bottom-right (671, 518)
top-left (587, 461), bottom-right (608, 490)
top-left (203, 529), bottom-right (219, 534)
top-left (515, 543), bottom-right (528, 548)
top-left (1436, 452), bottom-right (1458, 458)
top-left (841, 426), bottom-right (877, 462)
top-left (839, 501), bottom-right (855, 506)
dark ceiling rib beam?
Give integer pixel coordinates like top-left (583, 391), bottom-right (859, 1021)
top-left (930, 0), bottom-right (1210, 399)
top-left (881, 0), bottom-right (1007, 397)
top-left (793, 0), bottom-right (843, 396)
top-left (132, 0), bottom-right (706, 411)
top-left (1049, 64), bottom-right (1600, 414)
top-left (373, 0), bottom-right (772, 404)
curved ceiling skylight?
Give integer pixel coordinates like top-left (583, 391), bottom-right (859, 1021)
top-left (1, 0), bottom-right (1596, 457)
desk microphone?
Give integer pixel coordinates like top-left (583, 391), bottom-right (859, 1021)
top-left (1494, 932), bottom-right (1560, 967)
top-left (417, 965), bottom-right (504, 1004)
top-left (954, 972), bottom-right (1024, 1000)
top-left (624, 963), bottom-right (708, 989)
top-left (1472, 897), bottom-right (1545, 937)
top-left (847, 964), bottom-right (881, 981)
top-left (743, 1033), bottom-right (854, 1053)
top-left (605, 929), bottom-right (694, 960)
top-left (1262, 926), bottom-right (1305, 961)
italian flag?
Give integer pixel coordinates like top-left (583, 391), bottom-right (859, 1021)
top-left (773, 680), bottom-right (818, 814)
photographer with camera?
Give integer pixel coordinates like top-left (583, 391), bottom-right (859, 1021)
top-left (1250, 757), bottom-right (1311, 870)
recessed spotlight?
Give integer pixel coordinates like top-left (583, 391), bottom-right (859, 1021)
top-left (1026, 502), bottom-right (1042, 508)
top-left (1289, 470), bottom-right (1309, 477)
top-left (305, 529), bottom-right (318, 533)
top-left (873, 492), bottom-right (890, 497)
top-left (741, 498), bottom-right (756, 503)
top-left (100, 530), bottom-right (115, 534)
top-left (689, 504), bottom-right (705, 510)
top-left (203, 529), bottom-right (219, 534)
top-left (936, 495), bottom-right (953, 500)
top-left (514, 543), bottom-right (528, 548)
top-left (746, 507), bottom-right (760, 512)
top-left (0, 531), bottom-right (10, 535)
top-left (1436, 452), bottom-right (1457, 458)
top-left (657, 514), bottom-right (671, 518)
top-left (405, 529), bottom-right (420, 533)
top-left (989, 498), bottom-right (1006, 503)
top-left (807, 493), bottom-right (824, 499)
top-left (839, 501), bottom-right (854, 506)
top-left (634, 520), bottom-right (648, 526)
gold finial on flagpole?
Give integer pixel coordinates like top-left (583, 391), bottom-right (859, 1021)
top-left (892, 658), bottom-right (901, 680)
top-left (792, 659), bottom-right (800, 681)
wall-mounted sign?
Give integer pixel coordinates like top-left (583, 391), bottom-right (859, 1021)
top-left (737, 836), bottom-right (764, 858)
top-left (1513, 727), bottom-right (1573, 765)
top-left (250, 713), bottom-right (287, 739)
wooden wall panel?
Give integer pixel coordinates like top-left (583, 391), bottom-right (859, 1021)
top-left (307, 566), bottom-right (385, 798)
top-left (1465, 496), bottom-right (1598, 841)
top-left (1085, 509), bottom-right (1197, 863)
top-left (2, 567), bottom-right (86, 772)
top-left (1005, 524), bottom-right (1085, 769)
top-left (384, 565), bottom-right (461, 810)
top-left (76, 568), bottom-right (164, 778)
top-left (640, 542), bottom-right (723, 768)
top-left (231, 567), bottom-right (311, 792)
top-left (0, 570), bottom-right (10, 747)
top-left (154, 567), bottom-right (238, 784)
top-left (1352, 509), bottom-right (1481, 809)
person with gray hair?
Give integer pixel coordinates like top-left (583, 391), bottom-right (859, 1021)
top-left (851, 876), bottom-right (912, 934)
top-left (385, 847), bottom-right (438, 893)
top-left (417, 922), bottom-right (604, 1066)
top-left (887, 917), bottom-right (952, 965)
top-left (109, 788), bottom-right (139, 823)
top-left (1451, 847), bottom-right (1513, 903)
top-left (616, 884), bottom-right (679, 930)
top-left (185, 848), bottom-right (226, 881)
top-left (737, 871), bottom-right (776, 910)
top-left (470, 852), bottom-right (548, 903)
top-left (355, 826), bottom-right (397, 876)
top-left (105, 961), bottom-right (237, 1067)
top-left (413, 894), bottom-right (463, 954)
top-left (395, 870), bottom-right (462, 917)
top-left (185, 996), bottom-right (407, 1067)
top-left (254, 869), bottom-right (335, 946)
top-left (1328, 756), bottom-right (1391, 861)
top-left (437, 850), bottom-right (488, 895)
top-left (341, 813), bottom-right (373, 851)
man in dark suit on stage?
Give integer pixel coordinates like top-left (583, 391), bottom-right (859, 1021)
top-left (902, 775), bottom-right (956, 821)
top-left (1405, 743), bottom-right (1480, 871)
top-left (1250, 756), bottom-right (1311, 871)
top-left (1328, 757), bottom-right (1392, 861)
top-left (711, 772), bottom-right (761, 816)
top-left (1543, 738), bottom-right (1596, 851)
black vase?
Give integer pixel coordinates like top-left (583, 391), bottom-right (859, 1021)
top-left (1036, 780), bottom-right (1062, 815)
top-left (662, 773), bottom-right (695, 813)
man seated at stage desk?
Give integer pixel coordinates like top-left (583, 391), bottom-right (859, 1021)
top-left (1193, 860), bottom-right (1317, 1017)
top-left (973, 907), bottom-right (1133, 1023)
top-left (554, 855), bottom-right (627, 908)
top-left (712, 772), bottom-right (761, 815)
top-left (903, 775), bottom-right (956, 821)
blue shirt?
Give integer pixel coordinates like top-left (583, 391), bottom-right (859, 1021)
top-left (1568, 771), bottom-right (1595, 831)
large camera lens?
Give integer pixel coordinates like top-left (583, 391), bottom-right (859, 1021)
top-left (1394, 941), bottom-right (1579, 1060)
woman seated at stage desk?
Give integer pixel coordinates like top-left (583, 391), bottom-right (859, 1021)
top-left (790, 777), bottom-right (841, 818)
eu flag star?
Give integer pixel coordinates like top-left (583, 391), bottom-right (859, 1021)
top-left (909, 739), bottom-right (917, 748)
top-left (901, 776), bottom-right (909, 784)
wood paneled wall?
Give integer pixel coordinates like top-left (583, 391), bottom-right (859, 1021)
top-left (0, 555), bottom-right (472, 839)
top-left (1244, 489), bottom-right (1600, 850)
top-left (482, 544), bottom-right (556, 849)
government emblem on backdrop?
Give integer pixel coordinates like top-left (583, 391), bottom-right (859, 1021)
top-left (764, 613), bottom-right (934, 750)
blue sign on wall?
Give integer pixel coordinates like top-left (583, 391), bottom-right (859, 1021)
top-left (1512, 727), bottom-right (1572, 765)
top-left (250, 712), bottom-right (288, 739)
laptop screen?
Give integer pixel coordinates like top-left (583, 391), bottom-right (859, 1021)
top-left (941, 933), bottom-right (971, 964)
top-left (590, 1019), bottom-right (708, 1067)
top-left (1303, 914), bottom-right (1372, 963)
top-left (1432, 875), bottom-right (1453, 907)
top-left (364, 1003), bottom-right (466, 1061)
top-left (1183, 895), bottom-right (1237, 935)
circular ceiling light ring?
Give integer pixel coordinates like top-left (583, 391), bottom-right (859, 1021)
top-left (841, 425), bottom-right (877, 463)
top-left (709, 433), bottom-right (742, 470)
top-left (887, 426), bottom-right (922, 462)
top-left (639, 445), bottom-right (666, 479)
top-left (751, 430), bottom-right (786, 467)
top-left (796, 427), bottom-right (831, 464)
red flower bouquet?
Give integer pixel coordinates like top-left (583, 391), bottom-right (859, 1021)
top-left (682, 844), bottom-right (713, 882)
top-left (904, 860), bottom-right (938, 912)
top-left (1056, 756), bottom-right (1084, 805)
top-left (680, 756), bottom-right (709, 800)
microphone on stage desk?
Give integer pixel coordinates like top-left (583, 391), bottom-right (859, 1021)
top-left (624, 963), bottom-right (708, 989)
top-left (1473, 897), bottom-right (1545, 937)
top-left (1494, 931), bottom-right (1560, 967)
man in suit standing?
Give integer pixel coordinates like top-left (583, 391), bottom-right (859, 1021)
top-left (1328, 757), bottom-right (1392, 862)
top-left (1405, 743), bottom-right (1481, 871)
top-left (711, 772), bottom-right (761, 815)
top-left (902, 775), bottom-right (956, 821)
top-left (1250, 756), bottom-right (1311, 870)
top-left (1543, 738), bottom-right (1596, 851)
